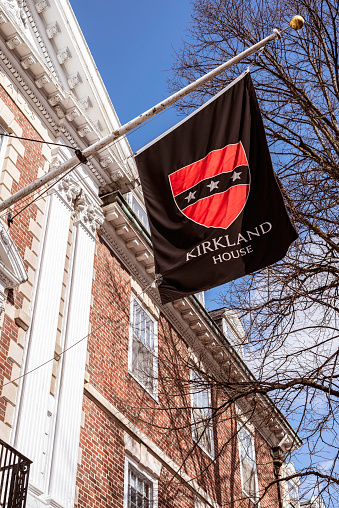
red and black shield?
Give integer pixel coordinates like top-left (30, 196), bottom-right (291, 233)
top-left (168, 141), bottom-right (250, 229)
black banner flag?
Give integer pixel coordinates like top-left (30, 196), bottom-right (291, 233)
top-left (135, 72), bottom-right (298, 304)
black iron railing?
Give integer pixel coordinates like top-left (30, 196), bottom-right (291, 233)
top-left (0, 439), bottom-right (31, 508)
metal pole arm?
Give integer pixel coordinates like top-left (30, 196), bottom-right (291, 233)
top-left (0, 29), bottom-right (280, 215)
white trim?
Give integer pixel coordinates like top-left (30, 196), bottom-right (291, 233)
top-left (237, 422), bottom-right (260, 505)
top-left (124, 455), bottom-right (158, 508)
top-left (128, 294), bottom-right (158, 401)
top-left (190, 369), bottom-right (215, 459)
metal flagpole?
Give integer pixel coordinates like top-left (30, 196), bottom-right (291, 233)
top-left (0, 16), bottom-right (304, 215)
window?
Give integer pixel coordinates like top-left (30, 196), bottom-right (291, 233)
top-left (127, 192), bottom-right (150, 233)
top-left (238, 425), bottom-right (258, 502)
top-left (194, 291), bottom-right (205, 307)
top-left (129, 297), bottom-right (157, 396)
top-left (125, 460), bottom-right (155, 508)
top-left (287, 480), bottom-right (299, 508)
top-left (191, 370), bottom-right (214, 457)
top-left (0, 126), bottom-right (8, 170)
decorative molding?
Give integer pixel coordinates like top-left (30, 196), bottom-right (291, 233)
top-left (21, 54), bottom-right (36, 69)
top-left (79, 96), bottom-right (92, 110)
top-left (0, 49), bottom-right (106, 187)
top-left (65, 107), bottom-right (80, 122)
top-left (67, 72), bottom-right (81, 89)
top-left (52, 175), bottom-right (104, 238)
top-left (0, 11), bottom-right (8, 24)
top-left (35, 73), bottom-right (50, 88)
top-left (100, 156), bottom-right (113, 168)
top-left (6, 34), bottom-right (22, 49)
top-left (56, 47), bottom-right (71, 64)
top-left (94, 120), bottom-right (102, 132)
top-left (35, 0), bottom-right (49, 13)
top-left (78, 124), bottom-right (91, 137)
top-left (111, 169), bottom-right (124, 182)
top-left (54, 105), bottom-right (65, 119)
top-left (46, 21), bottom-right (60, 39)
top-left (73, 194), bottom-right (104, 239)
top-left (100, 205), bottom-right (299, 453)
top-left (48, 93), bottom-right (62, 106)
top-left (24, 2), bottom-right (59, 81)
top-left (0, 0), bottom-right (26, 28)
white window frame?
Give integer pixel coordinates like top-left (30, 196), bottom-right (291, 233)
top-left (126, 191), bottom-right (150, 233)
top-left (287, 479), bottom-right (300, 508)
top-left (124, 456), bottom-right (158, 508)
top-left (237, 423), bottom-right (259, 504)
top-left (190, 369), bottom-right (214, 459)
top-left (0, 126), bottom-right (8, 170)
top-left (128, 295), bottom-right (158, 400)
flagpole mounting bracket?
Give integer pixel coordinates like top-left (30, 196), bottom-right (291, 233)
top-left (75, 149), bottom-right (88, 165)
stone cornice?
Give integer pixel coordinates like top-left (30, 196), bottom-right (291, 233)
top-left (0, 1), bottom-right (137, 194)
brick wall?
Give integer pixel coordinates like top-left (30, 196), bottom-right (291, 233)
top-left (77, 235), bottom-right (280, 508)
top-left (0, 84), bottom-right (50, 441)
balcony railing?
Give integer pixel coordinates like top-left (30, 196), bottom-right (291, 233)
top-left (0, 439), bottom-right (31, 508)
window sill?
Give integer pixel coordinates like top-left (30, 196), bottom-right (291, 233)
top-left (128, 371), bottom-right (159, 404)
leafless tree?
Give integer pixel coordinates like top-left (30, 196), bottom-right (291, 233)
top-left (164, 0), bottom-right (339, 505)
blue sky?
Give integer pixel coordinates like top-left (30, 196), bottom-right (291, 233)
top-left (70, 0), bottom-right (193, 151)
top-left (69, 0), bottom-right (222, 309)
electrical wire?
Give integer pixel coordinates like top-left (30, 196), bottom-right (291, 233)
top-left (2, 278), bottom-right (159, 388)
top-left (0, 132), bottom-right (75, 150)
top-left (10, 162), bottom-right (82, 221)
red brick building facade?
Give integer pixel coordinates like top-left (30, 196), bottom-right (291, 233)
top-left (0, 2), bottom-right (301, 508)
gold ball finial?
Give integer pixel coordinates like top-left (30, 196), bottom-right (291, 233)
top-left (290, 15), bottom-right (305, 30)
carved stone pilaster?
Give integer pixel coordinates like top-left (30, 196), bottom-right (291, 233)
top-left (53, 175), bottom-right (80, 209)
top-left (51, 174), bottom-right (104, 238)
top-left (73, 195), bottom-right (104, 239)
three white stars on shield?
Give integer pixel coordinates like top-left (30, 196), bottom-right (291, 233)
top-left (184, 170), bottom-right (242, 203)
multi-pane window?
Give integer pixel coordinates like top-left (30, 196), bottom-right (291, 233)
top-left (191, 370), bottom-right (214, 457)
top-left (238, 425), bottom-right (258, 502)
top-left (288, 480), bottom-right (299, 508)
top-left (127, 192), bottom-right (150, 233)
top-left (127, 463), bottom-right (153, 508)
top-left (129, 298), bottom-right (157, 396)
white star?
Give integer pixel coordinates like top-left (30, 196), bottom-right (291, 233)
top-left (231, 171), bottom-right (242, 182)
top-left (207, 180), bottom-right (219, 192)
top-left (185, 191), bottom-right (196, 203)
